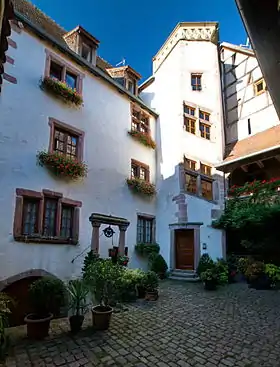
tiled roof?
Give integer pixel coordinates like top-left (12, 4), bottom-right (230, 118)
top-left (222, 124), bottom-right (280, 165)
top-left (13, 0), bottom-right (112, 72)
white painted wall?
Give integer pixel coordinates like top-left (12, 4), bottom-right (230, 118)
top-left (221, 46), bottom-right (279, 144)
top-left (0, 28), bottom-right (157, 281)
top-left (142, 32), bottom-right (225, 267)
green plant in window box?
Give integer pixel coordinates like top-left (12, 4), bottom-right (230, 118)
top-left (37, 150), bottom-right (87, 179)
top-left (40, 76), bottom-right (83, 106)
top-left (135, 243), bottom-right (160, 256)
top-left (126, 178), bottom-right (156, 196)
top-left (128, 130), bottom-right (156, 149)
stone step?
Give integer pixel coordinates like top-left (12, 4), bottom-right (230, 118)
top-left (169, 275), bottom-right (200, 282)
top-left (169, 270), bottom-right (200, 282)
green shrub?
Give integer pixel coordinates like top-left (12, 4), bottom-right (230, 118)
top-left (142, 271), bottom-right (159, 292)
top-left (265, 264), bottom-right (280, 285)
top-left (135, 243), bottom-right (160, 256)
top-left (149, 253), bottom-right (168, 278)
top-left (200, 268), bottom-right (219, 283)
top-left (66, 279), bottom-right (89, 316)
top-left (197, 254), bottom-right (214, 276)
top-left (82, 250), bottom-right (100, 276)
top-left (237, 257), bottom-right (253, 275)
top-left (118, 269), bottom-right (145, 302)
top-left (29, 277), bottom-right (66, 317)
top-left (216, 259), bottom-right (229, 285)
top-left (245, 261), bottom-right (265, 282)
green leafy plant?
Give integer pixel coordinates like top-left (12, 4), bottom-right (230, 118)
top-left (237, 257), bottom-right (253, 275)
top-left (126, 178), bottom-right (156, 196)
top-left (67, 279), bottom-right (89, 316)
top-left (128, 130), bottom-right (156, 149)
top-left (200, 268), bottom-right (219, 283)
top-left (197, 254), bottom-right (214, 276)
top-left (265, 264), bottom-right (280, 285)
top-left (216, 259), bottom-right (229, 285)
top-left (0, 294), bottom-right (13, 362)
top-left (142, 271), bottom-right (159, 292)
top-left (135, 243), bottom-right (160, 256)
top-left (245, 261), bottom-right (265, 282)
top-left (118, 269), bottom-right (145, 302)
top-left (82, 250), bottom-right (100, 276)
top-left (84, 259), bottom-right (125, 308)
top-left (117, 255), bottom-right (129, 266)
top-left (41, 76), bottom-right (83, 106)
top-left (29, 277), bottom-right (66, 317)
top-left (148, 253), bottom-right (168, 278)
top-left (37, 151), bottom-right (87, 179)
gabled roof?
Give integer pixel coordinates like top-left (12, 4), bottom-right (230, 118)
top-left (12, 0), bottom-right (158, 117)
top-left (220, 42), bottom-right (255, 57)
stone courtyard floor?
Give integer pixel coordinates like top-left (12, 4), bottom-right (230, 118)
top-left (2, 280), bottom-right (280, 367)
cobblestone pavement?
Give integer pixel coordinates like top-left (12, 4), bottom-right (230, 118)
top-left (3, 281), bottom-right (280, 367)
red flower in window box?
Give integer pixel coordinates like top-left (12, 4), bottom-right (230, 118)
top-left (128, 130), bottom-right (156, 149)
top-left (126, 178), bottom-right (156, 196)
top-left (228, 178), bottom-right (280, 197)
top-left (40, 76), bottom-right (83, 107)
top-left (37, 151), bottom-right (87, 179)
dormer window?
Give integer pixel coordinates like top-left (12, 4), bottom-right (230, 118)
top-left (81, 43), bottom-right (92, 63)
top-left (106, 66), bottom-right (141, 96)
top-left (127, 79), bottom-right (136, 94)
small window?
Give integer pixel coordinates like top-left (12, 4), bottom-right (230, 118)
top-left (201, 179), bottom-right (213, 200)
top-left (184, 118), bottom-right (196, 134)
top-left (199, 110), bottom-right (210, 122)
top-left (191, 74), bottom-right (202, 91)
top-left (184, 104), bottom-right (195, 116)
top-left (184, 157), bottom-right (196, 171)
top-left (200, 123), bottom-right (211, 140)
top-left (185, 173), bottom-right (197, 194)
top-left (201, 164), bottom-right (211, 176)
top-left (254, 78), bottom-right (266, 95)
top-left (65, 71), bottom-right (77, 90)
top-left (131, 106), bottom-right (150, 134)
top-left (137, 216), bottom-right (154, 243)
top-left (60, 205), bottom-right (74, 239)
top-left (54, 128), bottom-right (78, 159)
top-left (43, 198), bottom-right (57, 237)
top-left (131, 160), bottom-right (149, 182)
top-left (81, 43), bottom-right (92, 63)
top-left (50, 61), bottom-right (63, 81)
top-left (22, 198), bottom-right (40, 235)
top-left (127, 79), bottom-right (135, 94)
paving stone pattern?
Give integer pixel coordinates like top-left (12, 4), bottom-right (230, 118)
top-left (3, 281), bottom-right (280, 367)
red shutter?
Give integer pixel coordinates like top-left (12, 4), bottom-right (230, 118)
top-left (13, 196), bottom-right (23, 239)
top-left (72, 207), bottom-right (80, 244)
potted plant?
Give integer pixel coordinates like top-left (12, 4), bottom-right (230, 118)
top-left (67, 279), bottom-right (89, 333)
top-left (149, 253), bottom-right (168, 279)
top-left (84, 259), bottom-right (124, 330)
top-left (143, 271), bottom-right (159, 301)
top-left (265, 264), bottom-right (280, 288)
top-left (245, 261), bottom-right (270, 290)
top-left (24, 277), bottom-right (66, 339)
top-left (117, 255), bottom-right (129, 267)
top-left (200, 267), bottom-right (219, 290)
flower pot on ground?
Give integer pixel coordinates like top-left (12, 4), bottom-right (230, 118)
top-left (200, 268), bottom-right (219, 291)
top-left (142, 271), bottom-right (159, 301)
top-left (24, 277), bottom-right (66, 339)
top-left (245, 261), bottom-right (271, 290)
top-left (84, 259), bottom-right (125, 330)
top-left (67, 279), bottom-right (89, 333)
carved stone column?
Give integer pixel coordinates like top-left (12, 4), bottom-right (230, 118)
top-left (91, 222), bottom-right (101, 253)
top-left (118, 225), bottom-right (128, 255)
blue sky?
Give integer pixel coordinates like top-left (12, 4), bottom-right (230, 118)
top-left (30, 0), bottom-right (247, 81)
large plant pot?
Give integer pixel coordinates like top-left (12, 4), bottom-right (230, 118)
top-left (204, 280), bottom-right (217, 291)
top-left (137, 285), bottom-right (146, 299)
top-left (248, 275), bottom-right (271, 290)
top-left (91, 306), bottom-right (113, 330)
top-left (24, 313), bottom-right (53, 339)
top-left (145, 290), bottom-right (159, 301)
top-left (69, 315), bottom-right (84, 333)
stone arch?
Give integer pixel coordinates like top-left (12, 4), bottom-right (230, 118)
top-left (0, 269), bottom-right (60, 327)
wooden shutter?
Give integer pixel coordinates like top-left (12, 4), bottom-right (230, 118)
top-left (72, 207), bottom-right (80, 244)
top-left (13, 196), bottom-right (23, 238)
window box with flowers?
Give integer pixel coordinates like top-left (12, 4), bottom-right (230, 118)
top-left (127, 160), bottom-right (156, 196)
top-left (129, 105), bottom-right (156, 149)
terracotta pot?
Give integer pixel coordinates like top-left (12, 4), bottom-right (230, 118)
top-left (69, 315), bottom-right (84, 333)
top-left (145, 290), bottom-right (159, 301)
top-left (91, 306), bottom-right (113, 330)
top-left (24, 313), bottom-right (53, 339)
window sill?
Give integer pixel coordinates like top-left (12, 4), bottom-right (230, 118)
top-left (14, 235), bottom-right (78, 245)
top-left (184, 191), bottom-right (217, 205)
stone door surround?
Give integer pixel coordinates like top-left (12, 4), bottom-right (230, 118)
top-left (169, 222), bottom-right (202, 271)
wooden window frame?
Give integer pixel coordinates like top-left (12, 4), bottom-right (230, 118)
top-left (13, 188), bottom-right (82, 244)
top-left (201, 177), bottom-right (213, 201)
top-left (191, 73), bottom-right (202, 91)
top-left (185, 172), bottom-right (198, 194)
top-left (199, 122), bottom-right (211, 140)
top-left (44, 49), bottom-right (84, 94)
top-left (131, 104), bottom-right (150, 135)
top-left (137, 214), bottom-right (155, 244)
top-left (200, 163), bottom-right (212, 177)
top-left (199, 110), bottom-right (210, 122)
top-left (131, 159), bottom-right (150, 182)
top-left (183, 103), bottom-right (195, 117)
top-left (184, 157), bottom-right (196, 171)
top-left (48, 118), bottom-right (85, 161)
top-left (184, 117), bottom-right (196, 134)
top-left (254, 78), bottom-right (266, 96)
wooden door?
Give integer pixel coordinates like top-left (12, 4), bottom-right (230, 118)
top-left (175, 229), bottom-right (195, 270)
